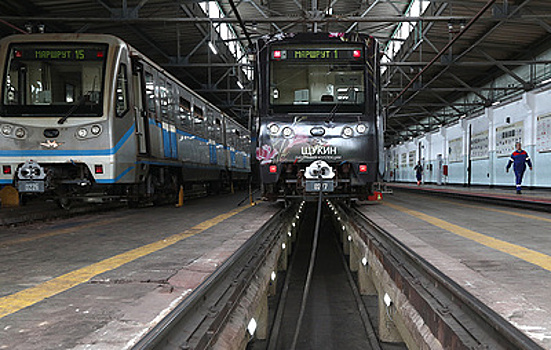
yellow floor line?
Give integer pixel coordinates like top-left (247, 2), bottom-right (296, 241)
top-left (384, 202), bottom-right (551, 273)
top-left (434, 196), bottom-right (551, 223)
top-left (0, 217), bottom-right (125, 247)
top-left (0, 204), bottom-right (251, 319)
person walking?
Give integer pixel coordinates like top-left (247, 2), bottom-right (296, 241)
top-left (506, 142), bottom-right (533, 194)
top-left (414, 161), bottom-right (423, 186)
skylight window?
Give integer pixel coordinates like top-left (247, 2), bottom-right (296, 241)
top-left (200, 1), bottom-right (252, 80)
top-left (381, 0), bottom-right (430, 73)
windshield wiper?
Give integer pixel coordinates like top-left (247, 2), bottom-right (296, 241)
top-left (57, 93), bottom-right (90, 125)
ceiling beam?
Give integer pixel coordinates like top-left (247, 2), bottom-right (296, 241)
top-left (382, 60), bottom-right (551, 66)
top-left (386, 0), bottom-right (534, 119)
top-left (4, 14), bottom-right (551, 24)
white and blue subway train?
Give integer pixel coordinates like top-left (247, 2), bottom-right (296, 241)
top-left (0, 33), bottom-right (251, 206)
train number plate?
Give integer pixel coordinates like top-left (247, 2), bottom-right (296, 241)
top-left (18, 181), bottom-right (45, 193)
top-left (305, 180), bottom-right (334, 192)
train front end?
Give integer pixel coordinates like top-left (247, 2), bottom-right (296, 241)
top-left (256, 33), bottom-right (380, 200)
top-left (0, 34), bottom-right (133, 204)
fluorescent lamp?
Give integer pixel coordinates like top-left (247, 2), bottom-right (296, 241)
top-left (237, 80), bottom-right (244, 89)
top-left (383, 293), bottom-right (392, 307)
top-left (208, 41), bottom-right (218, 55)
top-left (247, 318), bottom-right (257, 336)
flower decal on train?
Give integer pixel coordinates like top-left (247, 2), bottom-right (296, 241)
top-left (256, 145), bottom-right (278, 164)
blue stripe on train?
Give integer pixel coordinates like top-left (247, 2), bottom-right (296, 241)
top-left (95, 166), bottom-right (135, 184)
top-left (0, 124), bottom-right (135, 157)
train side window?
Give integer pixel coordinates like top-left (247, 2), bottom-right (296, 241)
top-left (145, 72), bottom-right (156, 113)
top-left (206, 111), bottom-right (215, 140)
top-left (159, 79), bottom-right (168, 120)
top-left (214, 117), bottom-right (222, 143)
top-left (166, 82), bottom-right (174, 121)
top-left (179, 97), bottom-right (191, 128)
top-left (115, 64), bottom-right (129, 117)
top-left (193, 105), bottom-right (204, 135)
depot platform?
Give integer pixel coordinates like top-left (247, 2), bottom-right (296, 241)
top-left (0, 193), bottom-right (279, 350)
top-left (389, 182), bottom-right (551, 211)
top-left (356, 189), bottom-right (551, 348)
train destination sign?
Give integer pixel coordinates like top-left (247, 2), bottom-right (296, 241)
top-left (12, 47), bottom-right (107, 61)
top-left (272, 48), bottom-right (362, 60)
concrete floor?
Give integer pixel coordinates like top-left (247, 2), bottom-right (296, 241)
top-left (0, 193), bottom-right (279, 350)
top-left (359, 190), bottom-right (551, 349)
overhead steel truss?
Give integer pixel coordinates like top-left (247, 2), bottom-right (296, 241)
top-left (1, 0), bottom-right (551, 145)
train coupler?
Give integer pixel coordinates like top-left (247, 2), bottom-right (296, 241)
top-left (304, 160), bottom-right (335, 192)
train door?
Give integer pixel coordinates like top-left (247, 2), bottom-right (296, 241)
top-left (143, 68), bottom-right (163, 158)
top-left (207, 110), bottom-right (217, 165)
top-left (166, 82), bottom-right (178, 159)
top-left (467, 124), bottom-right (472, 187)
top-left (131, 58), bottom-right (149, 155)
top-left (436, 154), bottom-right (443, 185)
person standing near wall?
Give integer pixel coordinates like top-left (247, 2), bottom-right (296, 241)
top-left (414, 161), bottom-right (423, 186)
top-left (506, 142), bottom-right (533, 194)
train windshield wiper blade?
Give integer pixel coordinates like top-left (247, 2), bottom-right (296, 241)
top-left (57, 93), bottom-right (89, 125)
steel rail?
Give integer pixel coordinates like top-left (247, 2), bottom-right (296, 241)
top-left (346, 205), bottom-right (544, 350)
top-left (131, 205), bottom-right (291, 350)
top-left (331, 211), bottom-right (382, 350)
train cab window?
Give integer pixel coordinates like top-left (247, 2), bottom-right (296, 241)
top-left (179, 97), bottom-right (191, 128)
top-left (269, 45), bottom-right (366, 113)
top-left (145, 72), bottom-right (156, 113)
top-left (115, 64), bottom-right (129, 117)
top-left (2, 43), bottom-right (107, 117)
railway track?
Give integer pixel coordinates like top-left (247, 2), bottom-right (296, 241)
top-left (130, 194), bottom-right (544, 350)
top-left (343, 203), bottom-right (544, 350)
top-left (265, 197), bottom-right (390, 350)
top-left (131, 205), bottom-right (291, 350)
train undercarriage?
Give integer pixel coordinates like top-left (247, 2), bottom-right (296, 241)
top-left (12, 160), bottom-right (246, 209)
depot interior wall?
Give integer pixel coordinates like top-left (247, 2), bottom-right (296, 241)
top-left (443, 123), bottom-right (464, 184)
top-left (427, 131), bottom-right (444, 183)
top-left (492, 97), bottom-right (531, 186)
top-left (533, 88), bottom-right (551, 187)
top-left (388, 84), bottom-right (551, 188)
top-left (468, 114), bottom-right (490, 185)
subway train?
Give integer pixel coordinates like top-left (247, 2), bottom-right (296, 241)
top-left (0, 33), bottom-right (251, 207)
top-left (254, 32), bottom-right (383, 200)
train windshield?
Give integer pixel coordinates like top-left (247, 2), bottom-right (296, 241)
top-left (269, 45), bottom-right (366, 113)
top-left (2, 43), bottom-right (107, 117)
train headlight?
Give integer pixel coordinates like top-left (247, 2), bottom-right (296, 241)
top-left (1, 125), bottom-right (12, 136)
top-left (342, 126), bottom-right (354, 138)
top-left (14, 127), bottom-right (26, 139)
top-left (77, 128), bottom-right (88, 138)
top-left (268, 123), bottom-right (279, 135)
top-left (356, 124), bottom-right (368, 134)
top-left (90, 125), bottom-right (102, 135)
top-left (282, 127), bottom-right (294, 138)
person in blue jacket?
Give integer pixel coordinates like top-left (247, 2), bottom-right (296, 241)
top-left (506, 142), bottom-right (533, 194)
